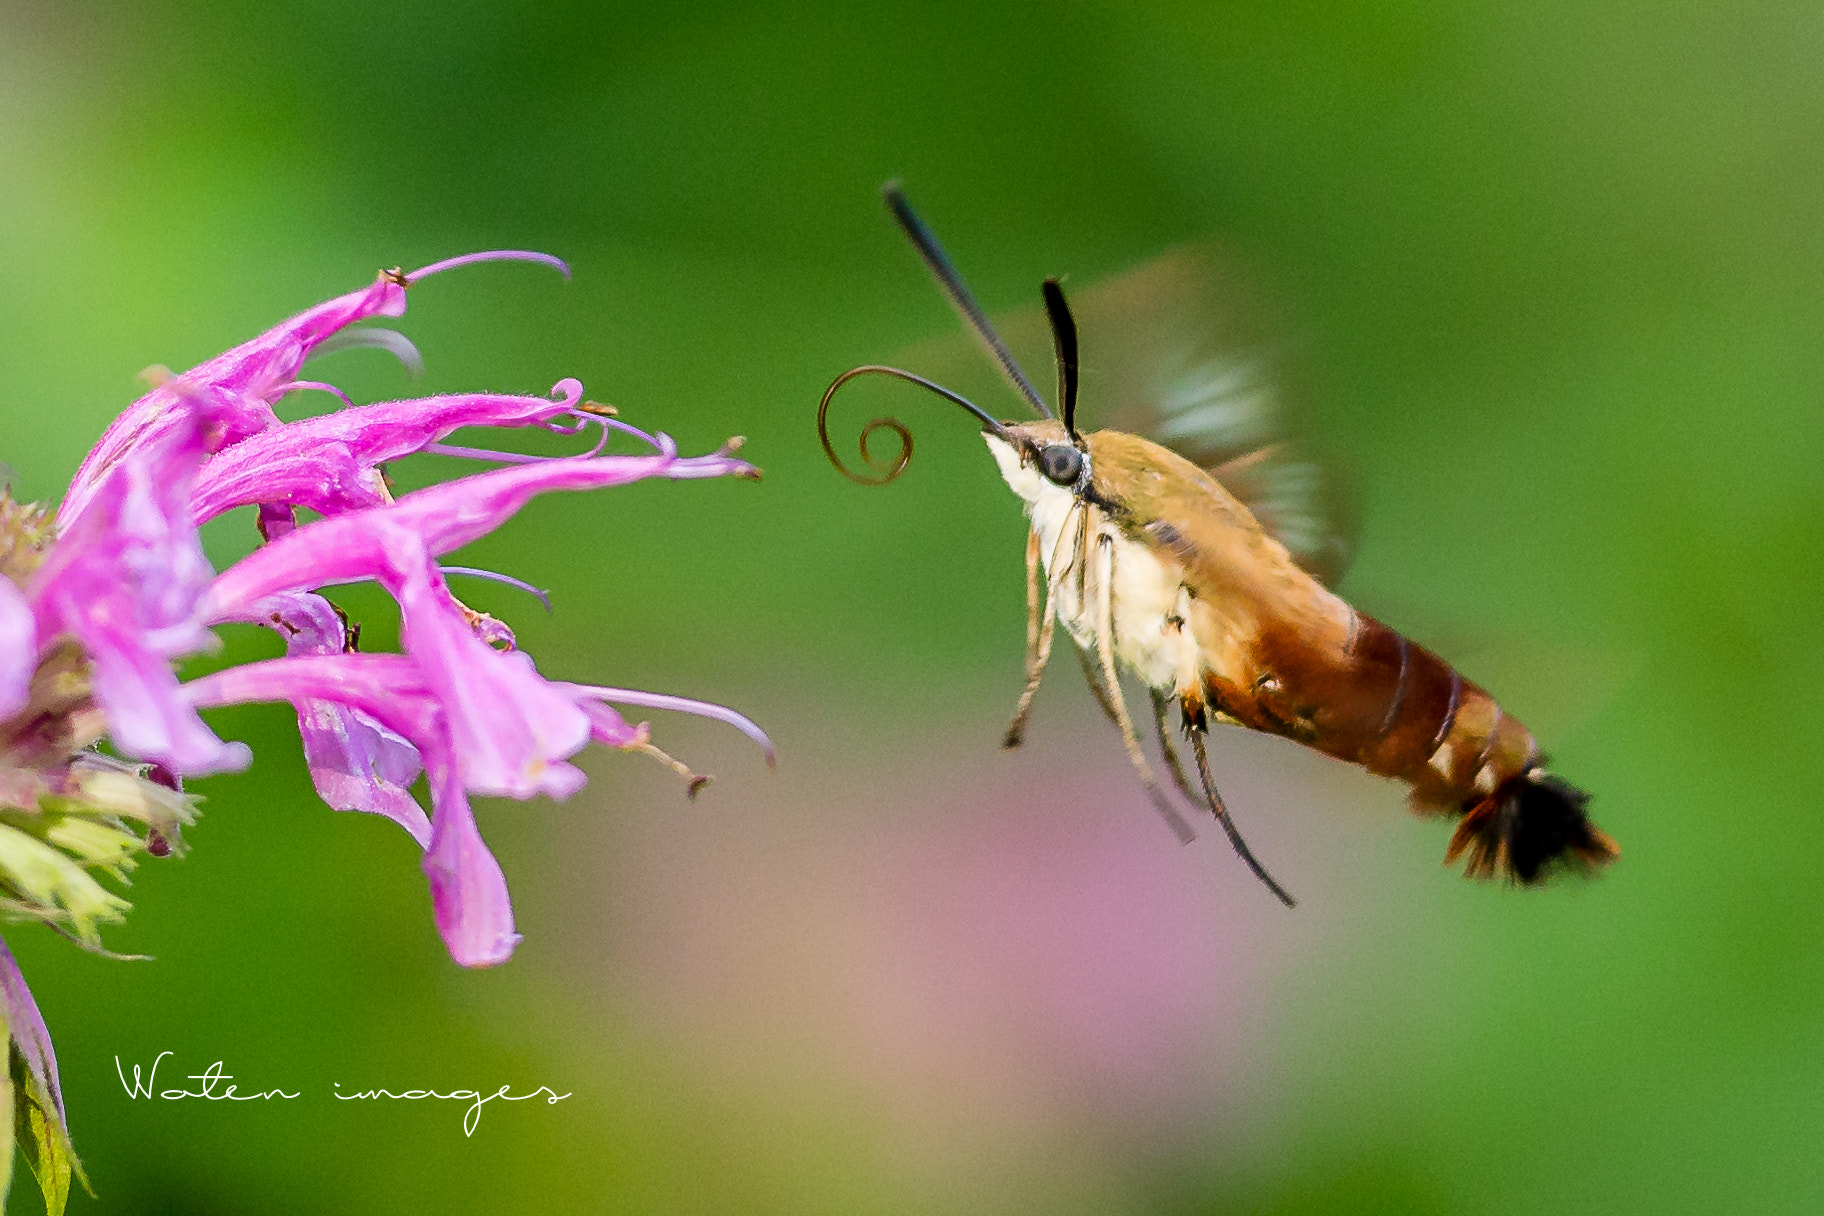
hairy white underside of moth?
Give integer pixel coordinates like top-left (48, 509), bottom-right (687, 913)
top-left (986, 434), bottom-right (1198, 695)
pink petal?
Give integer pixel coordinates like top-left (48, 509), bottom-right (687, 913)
top-left (34, 405), bottom-right (241, 773)
top-left (300, 709), bottom-right (429, 846)
top-left (399, 583), bottom-right (588, 799)
top-left (0, 578), bottom-right (35, 721)
top-left (181, 654), bottom-right (521, 967)
top-left (79, 601), bottom-right (249, 773)
top-left (249, 593), bottom-right (429, 845)
top-left (183, 653), bottom-right (441, 749)
top-left (40, 418), bottom-right (215, 646)
top-left (422, 761), bottom-right (520, 968)
top-left (213, 520), bottom-right (587, 798)
top-left (577, 699), bottom-right (646, 749)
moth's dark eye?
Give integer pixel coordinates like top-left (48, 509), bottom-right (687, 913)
top-left (1038, 444), bottom-right (1083, 487)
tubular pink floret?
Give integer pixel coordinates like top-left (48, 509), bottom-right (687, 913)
top-left (61, 273), bottom-right (408, 521)
top-left (188, 384), bottom-right (608, 524)
top-left (560, 683), bottom-right (776, 767)
top-left (407, 250), bottom-right (571, 282)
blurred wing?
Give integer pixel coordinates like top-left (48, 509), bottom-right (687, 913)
top-left (1071, 245), bottom-right (1353, 586)
top-left (902, 245), bottom-right (1354, 585)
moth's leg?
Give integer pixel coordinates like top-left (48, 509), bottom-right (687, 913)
top-left (1092, 530), bottom-right (1197, 845)
top-left (1187, 728), bottom-right (1297, 907)
top-left (1074, 494), bottom-right (1092, 618)
top-left (1022, 527), bottom-right (1043, 654)
top-left (1003, 529), bottom-right (1058, 749)
top-left (1077, 501), bottom-right (1113, 724)
top-left (1074, 644), bottom-right (1120, 727)
top-left (1058, 504), bottom-right (1120, 726)
top-left (1150, 688), bottom-right (1201, 806)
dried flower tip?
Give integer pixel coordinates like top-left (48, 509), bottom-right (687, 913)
top-left (0, 495), bottom-right (57, 587)
top-left (457, 603), bottom-right (517, 649)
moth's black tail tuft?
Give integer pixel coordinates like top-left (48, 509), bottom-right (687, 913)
top-left (1446, 769), bottom-right (1618, 884)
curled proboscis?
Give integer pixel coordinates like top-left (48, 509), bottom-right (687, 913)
top-left (816, 364), bottom-right (1008, 487)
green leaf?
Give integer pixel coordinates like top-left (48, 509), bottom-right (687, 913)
top-left (11, 1043), bottom-right (86, 1216)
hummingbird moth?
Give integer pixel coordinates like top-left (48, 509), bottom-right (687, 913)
top-left (818, 185), bottom-right (1618, 905)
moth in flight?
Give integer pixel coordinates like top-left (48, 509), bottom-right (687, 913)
top-left (818, 185), bottom-right (1617, 905)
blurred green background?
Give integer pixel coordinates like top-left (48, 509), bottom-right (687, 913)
top-left (2, 0), bottom-right (1821, 1211)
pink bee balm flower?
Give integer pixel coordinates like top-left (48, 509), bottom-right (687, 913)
top-left (121, 252), bottom-right (766, 965)
top-left (0, 253), bottom-right (771, 1207)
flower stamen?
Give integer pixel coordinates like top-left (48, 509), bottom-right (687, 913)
top-left (306, 327), bottom-right (425, 377)
top-left (278, 381), bottom-right (357, 410)
top-left (563, 683), bottom-right (775, 767)
top-left (632, 740), bottom-right (711, 800)
top-left (440, 566), bottom-right (553, 612)
top-left (404, 250), bottom-right (572, 284)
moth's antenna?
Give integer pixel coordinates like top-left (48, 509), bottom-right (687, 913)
top-left (1041, 278), bottom-right (1079, 440)
top-left (882, 183), bottom-right (1055, 421)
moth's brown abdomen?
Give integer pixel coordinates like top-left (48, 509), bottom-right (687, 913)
top-left (1210, 609), bottom-right (1531, 804)
top-left (1200, 614), bottom-right (1453, 772)
top-left (1195, 607), bottom-right (1616, 882)
top-left (1340, 615), bottom-right (1474, 787)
